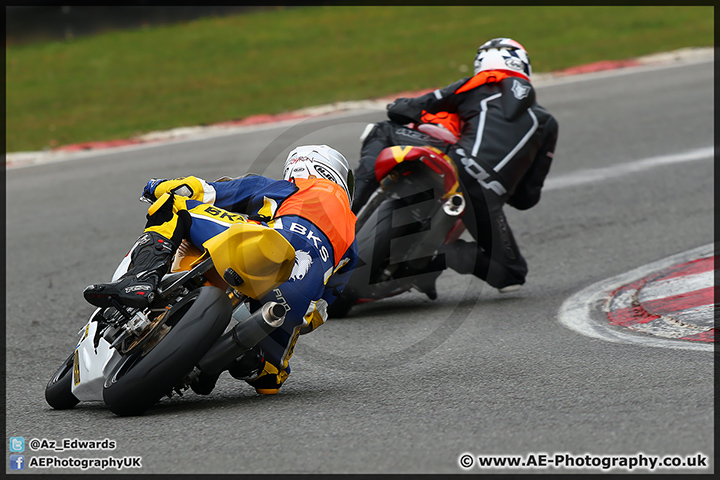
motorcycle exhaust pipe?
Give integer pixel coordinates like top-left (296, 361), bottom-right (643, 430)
top-left (442, 194), bottom-right (465, 217)
top-left (197, 302), bottom-right (286, 376)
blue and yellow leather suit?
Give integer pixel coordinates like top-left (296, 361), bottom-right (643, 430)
top-left (143, 174), bottom-right (358, 391)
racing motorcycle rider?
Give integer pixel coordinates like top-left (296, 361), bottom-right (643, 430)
top-left (83, 145), bottom-right (358, 396)
top-left (352, 38), bottom-right (559, 297)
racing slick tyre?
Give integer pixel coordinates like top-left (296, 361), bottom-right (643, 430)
top-left (45, 354), bottom-right (81, 410)
top-left (102, 286), bottom-right (232, 416)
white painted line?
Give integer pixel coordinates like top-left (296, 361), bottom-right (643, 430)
top-left (606, 289), bottom-right (635, 312)
top-left (669, 304), bottom-right (715, 326)
top-left (557, 242), bottom-right (714, 351)
top-left (639, 270), bottom-right (713, 303)
top-left (544, 147), bottom-right (714, 191)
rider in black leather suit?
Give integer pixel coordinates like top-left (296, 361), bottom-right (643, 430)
top-left (352, 38), bottom-right (559, 295)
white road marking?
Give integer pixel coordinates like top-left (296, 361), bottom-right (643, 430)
top-left (639, 270), bottom-right (713, 303)
top-left (557, 243), bottom-right (714, 351)
top-left (544, 147), bottom-right (713, 191)
top-left (668, 304), bottom-right (715, 325)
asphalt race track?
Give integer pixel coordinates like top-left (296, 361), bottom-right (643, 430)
top-left (5, 58), bottom-right (714, 474)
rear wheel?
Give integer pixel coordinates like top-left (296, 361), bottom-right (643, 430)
top-left (102, 286), bottom-right (232, 416)
top-left (45, 354), bottom-right (80, 410)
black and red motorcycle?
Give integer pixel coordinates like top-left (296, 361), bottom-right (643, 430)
top-left (329, 123), bottom-right (466, 317)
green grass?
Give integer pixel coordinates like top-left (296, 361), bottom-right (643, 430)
top-left (5, 6), bottom-right (714, 152)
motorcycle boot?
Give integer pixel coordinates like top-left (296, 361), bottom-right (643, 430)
top-left (190, 371), bottom-right (221, 396)
top-left (411, 273), bottom-right (440, 300)
top-left (246, 373), bottom-right (283, 395)
top-left (239, 356), bottom-right (287, 395)
top-left (227, 347), bottom-right (266, 381)
top-left (83, 231), bottom-right (175, 309)
top-left (190, 349), bottom-right (270, 396)
top-left (408, 254), bottom-right (446, 300)
top-left (440, 239), bottom-right (524, 293)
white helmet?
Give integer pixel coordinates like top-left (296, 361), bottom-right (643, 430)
top-left (473, 37), bottom-right (532, 81)
top-left (283, 145), bottom-right (354, 206)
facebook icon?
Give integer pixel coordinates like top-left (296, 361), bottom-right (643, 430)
top-left (10, 454), bottom-right (25, 470)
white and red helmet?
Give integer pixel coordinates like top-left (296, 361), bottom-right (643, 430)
top-left (283, 145), bottom-right (354, 205)
top-left (473, 37), bottom-right (532, 81)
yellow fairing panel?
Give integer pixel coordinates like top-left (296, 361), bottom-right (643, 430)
top-left (201, 223), bottom-right (295, 299)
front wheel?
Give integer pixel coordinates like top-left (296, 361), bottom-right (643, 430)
top-left (45, 354), bottom-right (80, 410)
top-left (102, 286), bottom-right (232, 416)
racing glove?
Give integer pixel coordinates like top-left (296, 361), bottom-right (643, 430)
top-left (387, 97), bottom-right (423, 124)
top-left (142, 178), bottom-right (167, 201)
top-left (142, 177), bottom-right (199, 201)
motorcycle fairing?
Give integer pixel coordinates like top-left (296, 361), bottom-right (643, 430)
top-left (199, 222), bottom-right (296, 300)
top-left (71, 316), bottom-right (117, 402)
top-left (374, 145), bottom-right (461, 199)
